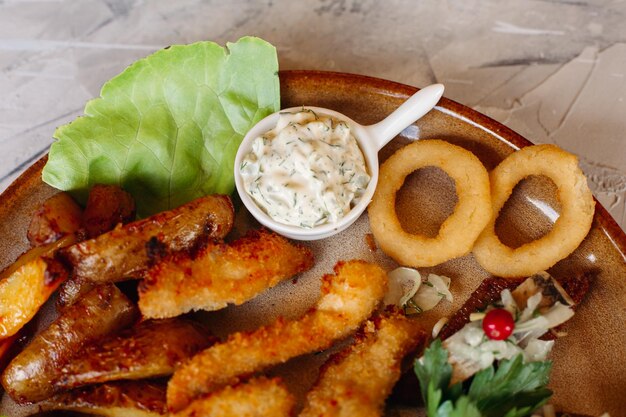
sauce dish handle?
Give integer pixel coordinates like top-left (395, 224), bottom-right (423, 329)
top-left (364, 83), bottom-right (444, 151)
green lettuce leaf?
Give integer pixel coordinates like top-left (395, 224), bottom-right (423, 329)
top-left (42, 36), bottom-right (279, 216)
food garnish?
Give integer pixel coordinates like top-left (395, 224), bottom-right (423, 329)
top-left (385, 266), bottom-right (453, 315)
top-left (436, 272), bottom-right (593, 342)
top-left (138, 229), bottom-right (314, 318)
top-left (415, 340), bottom-right (552, 417)
top-left (300, 309), bottom-right (425, 417)
top-left (473, 144), bottom-right (595, 277)
top-left (411, 273), bottom-right (453, 313)
top-left (166, 260), bottom-right (388, 412)
top-left (384, 267), bottom-right (422, 307)
top-left (415, 273), bottom-right (578, 417)
top-left (240, 109), bottom-right (370, 228)
top-left (172, 377), bottom-right (294, 417)
top-left (368, 139), bottom-right (492, 267)
top-left (444, 274), bottom-right (574, 384)
top-left (42, 37), bottom-right (279, 217)
top-left (481, 308), bottom-right (515, 340)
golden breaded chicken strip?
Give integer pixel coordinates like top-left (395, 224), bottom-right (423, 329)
top-left (173, 377), bottom-right (294, 417)
top-left (300, 309), bottom-right (426, 417)
top-left (61, 194), bottom-right (234, 283)
top-left (138, 229), bottom-right (314, 318)
top-left (167, 260), bottom-right (388, 412)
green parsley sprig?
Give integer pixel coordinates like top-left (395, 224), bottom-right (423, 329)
top-left (414, 339), bottom-right (553, 417)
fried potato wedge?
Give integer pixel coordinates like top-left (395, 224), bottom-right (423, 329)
top-left (82, 184), bottom-right (136, 239)
top-left (0, 334), bottom-right (18, 374)
top-left (57, 277), bottom-right (96, 311)
top-left (40, 380), bottom-right (167, 417)
top-left (56, 318), bottom-right (215, 390)
top-left (173, 377), bottom-right (294, 417)
top-left (167, 260), bottom-right (388, 412)
top-left (1, 284), bottom-right (138, 403)
top-left (300, 310), bottom-right (426, 417)
top-left (0, 235), bottom-right (74, 339)
top-left (61, 194), bottom-right (234, 283)
top-left (138, 229), bottom-right (314, 319)
top-left (57, 185), bottom-right (137, 310)
top-left (27, 192), bottom-right (82, 247)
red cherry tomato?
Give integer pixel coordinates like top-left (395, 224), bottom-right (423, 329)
top-left (482, 308), bottom-right (515, 340)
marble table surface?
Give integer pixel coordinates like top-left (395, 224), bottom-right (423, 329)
top-left (1, 0), bottom-right (625, 231)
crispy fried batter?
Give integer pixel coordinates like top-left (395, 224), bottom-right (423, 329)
top-left (138, 229), bottom-right (314, 319)
top-left (300, 309), bottom-right (425, 417)
top-left (61, 194), bottom-right (234, 283)
top-left (166, 260), bottom-right (388, 412)
top-left (173, 377), bottom-right (294, 417)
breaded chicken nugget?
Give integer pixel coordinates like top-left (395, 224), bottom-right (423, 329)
top-left (167, 260), bottom-right (387, 412)
top-left (138, 229), bottom-right (313, 318)
top-left (300, 309), bottom-right (425, 417)
top-left (173, 377), bottom-right (294, 417)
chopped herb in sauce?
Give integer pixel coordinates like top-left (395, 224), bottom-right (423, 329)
top-left (240, 109), bottom-right (370, 227)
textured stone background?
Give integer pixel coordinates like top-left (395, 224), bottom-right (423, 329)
top-left (1, 0), bottom-right (624, 229)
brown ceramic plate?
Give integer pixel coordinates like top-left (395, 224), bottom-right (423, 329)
top-left (1, 70), bottom-right (625, 416)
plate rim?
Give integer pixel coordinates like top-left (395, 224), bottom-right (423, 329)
top-left (1, 69), bottom-right (624, 260)
top-left (0, 69), bottom-right (624, 416)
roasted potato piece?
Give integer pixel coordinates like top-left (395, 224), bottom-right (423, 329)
top-left (27, 192), bottom-right (82, 247)
top-left (57, 318), bottom-right (215, 390)
top-left (40, 380), bottom-right (167, 417)
top-left (0, 235), bottom-right (74, 339)
top-left (61, 194), bottom-right (234, 283)
top-left (57, 185), bottom-right (136, 310)
top-left (0, 334), bottom-right (18, 373)
top-left (82, 184), bottom-right (136, 239)
top-left (0, 318), bottom-right (36, 375)
top-left (57, 277), bottom-right (96, 311)
top-left (1, 284), bottom-right (138, 403)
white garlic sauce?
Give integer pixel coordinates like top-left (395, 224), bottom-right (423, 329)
top-left (240, 109), bottom-right (370, 228)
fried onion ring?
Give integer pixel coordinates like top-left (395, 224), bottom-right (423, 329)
top-left (473, 144), bottom-right (595, 277)
top-left (368, 139), bottom-right (492, 267)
